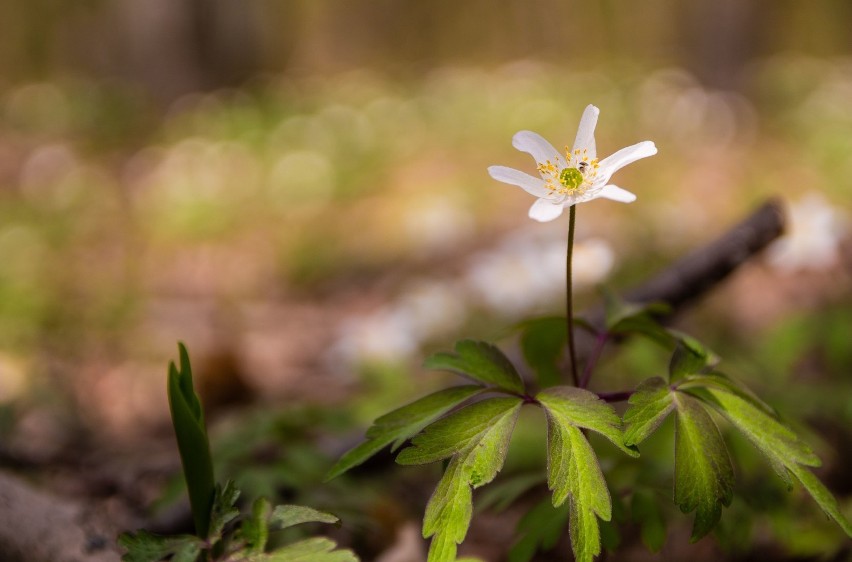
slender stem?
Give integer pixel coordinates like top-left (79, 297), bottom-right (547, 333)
top-left (566, 204), bottom-right (580, 386)
top-left (580, 332), bottom-right (608, 389)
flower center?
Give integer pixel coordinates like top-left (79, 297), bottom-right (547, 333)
top-left (537, 148), bottom-right (600, 199)
top-left (559, 168), bottom-right (583, 190)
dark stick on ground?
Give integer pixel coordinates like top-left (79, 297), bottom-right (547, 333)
top-left (626, 198), bottom-right (785, 311)
top-left (582, 198), bottom-right (785, 332)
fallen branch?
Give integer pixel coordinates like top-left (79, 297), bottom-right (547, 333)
top-left (583, 198), bottom-right (785, 331)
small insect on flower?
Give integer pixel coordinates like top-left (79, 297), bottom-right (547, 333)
top-left (488, 105), bottom-right (657, 222)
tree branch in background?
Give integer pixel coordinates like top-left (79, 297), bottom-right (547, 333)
top-left (583, 198), bottom-right (785, 332)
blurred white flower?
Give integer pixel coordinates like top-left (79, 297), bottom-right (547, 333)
top-left (767, 193), bottom-right (848, 272)
top-left (465, 230), bottom-right (615, 316)
top-left (393, 280), bottom-right (468, 341)
top-left (334, 308), bottom-right (420, 365)
top-left (330, 231), bottom-right (615, 368)
top-left (488, 104), bottom-right (657, 222)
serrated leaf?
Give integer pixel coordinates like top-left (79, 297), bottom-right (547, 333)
top-left (537, 387), bottom-right (639, 457)
top-left (402, 397), bottom-right (523, 562)
top-left (241, 497), bottom-right (272, 553)
top-left (623, 377), bottom-right (675, 447)
top-left (262, 537), bottom-right (358, 562)
top-left (396, 397), bottom-right (523, 468)
top-left (424, 340), bottom-right (524, 393)
top-left (519, 317), bottom-right (566, 388)
top-left (118, 530), bottom-right (202, 562)
top-left (167, 343), bottom-right (215, 538)
top-left (676, 371), bottom-right (774, 415)
top-left (209, 480), bottom-right (240, 541)
top-left (668, 337), bottom-right (717, 382)
top-left (537, 385), bottom-right (641, 561)
top-left (422, 459), bottom-right (472, 562)
top-left (326, 385), bottom-right (484, 480)
top-left (696, 387), bottom-right (850, 536)
top-left (508, 499), bottom-right (570, 562)
top-left (673, 393), bottom-right (734, 541)
top-left (270, 505), bottom-right (340, 529)
top-left (696, 388), bottom-right (820, 475)
top-left (787, 463), bottom-right (852, 537)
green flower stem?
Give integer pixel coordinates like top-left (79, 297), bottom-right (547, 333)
top-left (566, 205), bottom-right (580, 387)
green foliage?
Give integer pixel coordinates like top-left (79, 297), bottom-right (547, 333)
top-left (398, 397), bottom-right (523, 562)
top-left (672, 392), bottom-right (734, 541)
top-left (121, 344), bottom-right (359, 562)
top-left (537, 387), bottom-right (636, 562)
top-left (209, 480), bottom-right (241, 540)
top-left (601, 289), bottom-right (671, 346)
top-left (696, 387), bottom-right (852, 536)
top-left (631, 490), bottom-right (666, 552)
top-left (270, 504), bottom-right (341, 529)
top-left (518, 317), bottom-right (566, 388)
top-left (508, 499), bottom-right (570, 562)
top-left (668, 338), bottom-right (716, 382)
top-left (423, 340), bottom-right (525, 393)
top-left (117, 531), bottom-right (202, 562)
top-left (537, 387), bottom-right (639, 458)
top-left (254, 537), bottom-right (358, 562)
top-left (326, 385), bottom-right (484, 480)
top-left (622, 377), bottom-right (674, 447)
top-left (167, 342), bottom-right (215, 538)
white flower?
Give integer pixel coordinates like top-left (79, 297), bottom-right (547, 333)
top-left (766, 193), bottom-right (848, 273)
top-left (488, 104), bottom-right (657, 222)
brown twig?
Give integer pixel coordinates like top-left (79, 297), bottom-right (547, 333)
top-left (583, 198), bottom-right (785, 333)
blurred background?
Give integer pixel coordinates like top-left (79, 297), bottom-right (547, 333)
top-left (0, 1), bottom-right (851, 560)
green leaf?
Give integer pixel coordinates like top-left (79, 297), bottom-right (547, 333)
top-left (675, 371), bottom-right (774, 414)
top-left (668, 337), bottom-right (717, 382)
top-left (787, 463), bottom-right (852, 537)
top-left (696, 387), bottom-right (850, 536)
top-left (537, 387), bottom-right (639, 457)
top-left (622, 377), bottom-right (675, 447)
top-left (541, 409), bottom-right (611, 562)
top-left (209, 480), bottom-right (240, 541)
top-left (631, 489), bottom-right (666, 552)
top-left (475, 472), bottom-right (544, 514)
top-left (118, 530), bottom-right (202, 562)
top-left (241, 497), bottom-right (272, 553)
top-left (673, 393), bottom-right (734, 541)
top-left (262, 537), bottom-right (358, 562)
top-left (508, 499), bottom-right (570, 562)
top-left (602, 288), bottom-right (672, 345)
top-left (396, 397), bottom-right (523, 468)
top-left (167, 342), bottom-right (215, 538)
top-left (398, 397), bottom-right (523, 562)
top-left (270, 505), bottom-right (340, 529)
top-left (519, 317), bottom-right (566, 388)
top-left (325, 385), bottom-right (484, 480)
top-left (536, 386), bottom-right (640, 561)
top-left (424, 340), bottom-right (524, 393)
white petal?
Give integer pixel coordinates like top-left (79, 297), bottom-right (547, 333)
top-left (488, 166), bottom-right (549, 197)
top-left (597, 141), bottom-right (657, 184)
top-left (572, 104), bottom-right (599, 158)
top-left (512, 131), bottom-right (564, 167)
top-left (596, 184), bottom-right (637, 203)
top-left (528, 198), bottom-right (565, 222)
